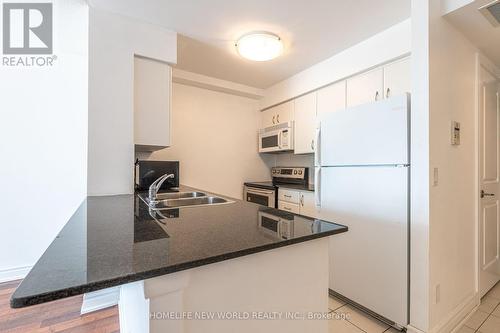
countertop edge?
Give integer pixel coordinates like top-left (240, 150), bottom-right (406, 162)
top-left (10, 226), bottom-right (347, 308)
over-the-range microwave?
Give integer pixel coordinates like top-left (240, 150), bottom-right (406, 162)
top-left (258, 121), bottom-right (294, 153)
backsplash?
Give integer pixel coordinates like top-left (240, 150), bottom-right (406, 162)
top-left (267, 153), bottom-right (315, 184)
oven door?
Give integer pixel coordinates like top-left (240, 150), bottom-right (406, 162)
top-left (244, 186), bottom-right (276, 208)
top-left (259, 129), bottom-right (281, 153)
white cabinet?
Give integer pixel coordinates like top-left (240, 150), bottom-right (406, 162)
top-left (278, 188), bottom-right (317, 218)
top-left (317, 81), bottom-right (346, 117)
top-left (294, 92), bottom-right (317, 154)
top-left (278, 201), bottom-right (300, 214)
top-left (383, 57), bottom-right (411, 99)
top-left (134, 56), bottom-right (172, 151)
top-left (346, 68), bottom-right (384, 107)
top-left (261, 101), bottom-right (294, 128)
top-left (299, 191), bottom-right (317, 218)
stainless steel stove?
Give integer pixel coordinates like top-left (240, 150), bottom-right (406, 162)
top-left (243, 167), bottom-right (309, 208)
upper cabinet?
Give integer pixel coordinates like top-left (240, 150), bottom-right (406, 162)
top-left (134, 56), bottom-right (172, 151)
top-left (317, 81), bottom-right (346, 117)
top-left (294, 92), bottom-right (317, 154)
top-left (346, 57), bottom-right (411, 108)
top-left (383, 57), bottom-right (411, 99)
top-left (346, 68), bottom-right (384, 107)
top-left (261, 100), bottom-right (294, 128)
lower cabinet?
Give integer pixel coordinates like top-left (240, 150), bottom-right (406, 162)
top-left (278, 188), bottom-right (317, 218)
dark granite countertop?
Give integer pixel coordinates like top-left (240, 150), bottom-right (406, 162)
top-left (11, 186), bottom-right (346, 308)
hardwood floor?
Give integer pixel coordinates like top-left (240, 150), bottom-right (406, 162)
top-left (0, 280), bottom-right (120, 333)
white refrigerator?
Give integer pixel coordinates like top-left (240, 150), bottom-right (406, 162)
top-left (315, 94), bottom-right (410, 327)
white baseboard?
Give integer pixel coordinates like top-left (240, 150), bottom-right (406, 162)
top-left (0, 266), bottom-right (32, 283)
top-left (81, 287), bottom-right (121, 315)
top-left (407, 325), bottom-right (427, 333)
top-left (431, 294), bottom-right (478, 333)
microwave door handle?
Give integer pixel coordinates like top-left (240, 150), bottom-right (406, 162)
top-left (278, 131), bottom-right (282, 149)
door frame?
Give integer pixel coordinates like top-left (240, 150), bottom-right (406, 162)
top-left (475, 53), bottom-right (500, 298)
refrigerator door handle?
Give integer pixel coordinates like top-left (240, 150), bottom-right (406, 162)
top-left (315, 167), bottom-right (321, 207)
top-left (314, 127), bottom-right (321, 166)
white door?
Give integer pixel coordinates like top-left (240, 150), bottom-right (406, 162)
top-left (274, 100), bottom-right (294, 124)
top-left (261, 107), bottom-right (277, 128)
top-left (346, 68), bottom-right (383, 107)
top-left (383, 57), bottom-right (411, 99)
top-left (294, 92), bottom-right (317, 154)
top-left (321, 166), bottom-right (408, 325)
top-left (299, 191), bottom-right (317, 218)
top-left (479, 65), bottom-right (500, 297)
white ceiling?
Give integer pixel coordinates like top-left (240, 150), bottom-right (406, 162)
top-left (90, 0), bottom-right (411, 88)
top-left (445, 0), bottom-right (500, 66)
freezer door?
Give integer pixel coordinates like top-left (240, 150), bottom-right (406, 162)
top-left (319, 94), bottom-right (409, 166)
top-left (320, 166), bottom-right (408, 326)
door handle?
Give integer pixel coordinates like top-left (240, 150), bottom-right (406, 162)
top-left (375, 91), bottom-right (380, 101)
top-left (481, 190), bottom-right (495, 198)
top-left (386, 88), bottom-right (391, 98)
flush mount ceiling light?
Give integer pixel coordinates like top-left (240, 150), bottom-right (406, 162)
top-left (236, 32), bottom-right (283, 61)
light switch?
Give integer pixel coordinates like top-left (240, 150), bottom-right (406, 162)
top-left (451, 121), bottom-right (461, 145)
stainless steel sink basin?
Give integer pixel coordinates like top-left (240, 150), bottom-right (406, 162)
top-left (154, 191), bottom-right (206, 200)
top-left (159, 196), bottom-right (230, 208)
top-left (138, 192), bottom-right (234, 210)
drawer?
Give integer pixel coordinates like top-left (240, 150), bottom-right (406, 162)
top-left (278, 201), bottom-right (300, 214)
top-left (278, 189), bottom-right (300, 204)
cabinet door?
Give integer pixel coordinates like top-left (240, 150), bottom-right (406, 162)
top-left (134, 56), bottom-right (171, 149)
top-left (317, 81), bottom-right (346, 117)
top-left (274, 100), bottom-right (294, 124)
top-left (261, 107), bottom-right (277, 128)
top-left (383, 57), bottom-right (411, 98)
top-left (294, 92), bottom-right (317, 154)
top-left (346, 68), bottom-right (383, 107)
top-left (299, 191), bottom-right (317, 218)
top-left (278, 201), bottom-right (300, 214)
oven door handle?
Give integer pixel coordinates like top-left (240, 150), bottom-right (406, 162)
top-left (246, 188), bottom-right (275, 195)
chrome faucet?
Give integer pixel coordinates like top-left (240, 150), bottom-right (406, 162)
top-left (149, 173), bottom-right (175, 202)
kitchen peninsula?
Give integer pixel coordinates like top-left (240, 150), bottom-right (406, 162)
top-left (11, 186), bottom-right (347, 333)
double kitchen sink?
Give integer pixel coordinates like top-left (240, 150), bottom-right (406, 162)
top-left (138, 191), bottom-right (234, 210)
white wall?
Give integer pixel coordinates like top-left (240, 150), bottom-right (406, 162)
top-left (146, 83), bottom-right (273, 200)
top-left (260, 19), bottom-right (411, 109)
top-left (410, 1), bottom-right (484, 332)
top-left (88, 8), bottom-right (177, 195)
top-left (0, 0), bottom-right (88, 279)
top-left (428, 3), bottom-right (478, 331)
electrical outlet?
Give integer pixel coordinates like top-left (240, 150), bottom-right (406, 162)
top-left (435, 284), bottom-right (441, 304)
top-left (433, 168), bottom-right (439, 186)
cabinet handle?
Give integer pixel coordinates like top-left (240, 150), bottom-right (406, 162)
top-left (276, 114), bottom-right (280, 123)
top-left (386, 88), bottom-right (391, 98)
top-left (272, 116), bottom-right (275, 124)
top-left (284, 194), bottom-right (292, 198)
top-left (375, 91), bottom-right (380, 101)
top-left (311, 139), bottom-right (315, 151)
top-left (300, 194), bottom-right (304, 206)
